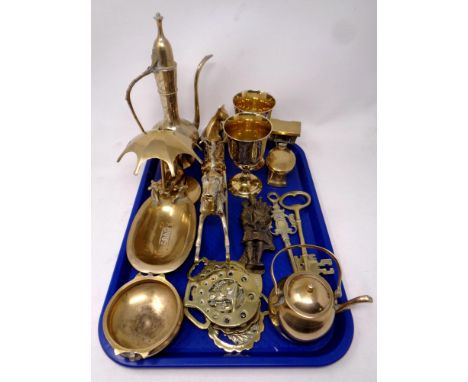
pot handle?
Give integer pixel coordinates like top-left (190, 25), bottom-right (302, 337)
top-left (270, 244), bottom-right (343, 299)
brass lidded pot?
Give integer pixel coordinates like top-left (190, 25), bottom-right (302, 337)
top-left (269, 244), bottom-right (373, 342)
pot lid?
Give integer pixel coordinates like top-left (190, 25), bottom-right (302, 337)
top-left (284, 272), bottom-right (333, 317)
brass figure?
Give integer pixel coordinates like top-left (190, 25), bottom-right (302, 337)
top-left (239, 197), bottom-right (275, 274)
top-left (194, 106), bottom-right (230, 262)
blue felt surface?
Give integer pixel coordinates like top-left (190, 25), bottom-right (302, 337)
top-left (98, 142), bottom-right (354, 367)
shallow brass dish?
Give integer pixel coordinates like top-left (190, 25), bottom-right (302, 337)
top-left (127, 195), bottom-right (196, 274)
top-left (103, 273), bottom-right (183, 360)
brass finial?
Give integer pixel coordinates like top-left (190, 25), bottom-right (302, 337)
top-left (151, 12), bottom-right (175, 67)
top-left (154, 13), bottom-right (164, 34)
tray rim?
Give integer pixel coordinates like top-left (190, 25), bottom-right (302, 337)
top-left (98, 144), bottom-right (355, 368)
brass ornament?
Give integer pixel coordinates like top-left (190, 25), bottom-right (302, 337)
top-left (239, 197), bottom-right (275, 274)
top-left (194, 106), bottom-right (230, 262)
top-left (266, 119), bottom-right (302, 187)
top-left (208, 311), bottom-right (266, 352)
top-left (266, 143), bottom-right (296, 187)
top-left (118, 129), bottom-right (202, 177)
top-left (184, 259), bottom-right (265, 352)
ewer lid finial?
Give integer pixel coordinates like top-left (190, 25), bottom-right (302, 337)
top-left (151, 12), bottom-right (175, 67)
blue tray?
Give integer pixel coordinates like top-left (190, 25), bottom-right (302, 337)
top-left (98, 143), bottom-right (354, 367)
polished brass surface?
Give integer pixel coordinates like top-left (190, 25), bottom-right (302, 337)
top-left (270, 119), bottom-right (301, 141)
top-left (279, 191), bottom-right (334, 274)
top-left (208, 311), bottom-right (265, 352)
top-left (266, 143), bottom-right (296, 187)
top-left (103, 273), bottom-right (183, 360)
top-left (239, 197), bottom-right (275, 274)
top-left (120, 13), bottom-right (214, 206)
top-left (224, 112), bottom-right (272, 198)
top-left (123, 12), bottom-right (212, 167)
top-left (118, 129), bottom-right (202, 176)
top-left (269, 244), bottom-right (373, 342)
top-left (268, 192), bottom-right (298, 272)
top-left (233, 90), bottom-right (276, 118)
top-left (184, 259), bottom-right (265, 352)
top-left (195, 106), bottom-right (230, 262)
top-left (185, 259), bottom-right (262, 329)
top-left (126, 188), bottom-right (196, 274)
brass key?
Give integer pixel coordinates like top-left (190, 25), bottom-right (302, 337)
top-left (279, 191), bottom-right (333, 275)
top-left (267, 192), bottom-right (298, 272)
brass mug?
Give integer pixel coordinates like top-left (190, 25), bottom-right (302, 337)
top-left (224, 112), bottom-right (272, 198)
top-left (233, 90), bottom-right (276, 119)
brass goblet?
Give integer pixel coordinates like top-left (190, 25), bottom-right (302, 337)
top-left (224, 112), bottom-right (272, 198)
top-left (233, 90), bottom-right (276, 118)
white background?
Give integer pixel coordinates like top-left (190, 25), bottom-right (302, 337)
top-left (2, 1), bottom-right (468, 382)
top-left (92, 0), bottom-right (376, 381)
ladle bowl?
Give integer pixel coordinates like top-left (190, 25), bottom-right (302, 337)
top-left (103, 274), bottom-right (183, 360)
top-left (127, 195), bottom-right (196, 274)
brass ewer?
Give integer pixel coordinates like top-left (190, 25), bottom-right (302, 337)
top-left (118, 13), bottom-right (212, 201)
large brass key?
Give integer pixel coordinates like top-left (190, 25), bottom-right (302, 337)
top-left (268, 192), bottom-right (298, 272)
top-left (279, 191), bottom-right (333, 275)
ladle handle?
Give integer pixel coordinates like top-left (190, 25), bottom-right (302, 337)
top-left (270, 244), bottom-right (343, 299)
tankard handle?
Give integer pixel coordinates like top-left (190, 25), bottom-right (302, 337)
top-left (270, 244), bottom-right (343, 299)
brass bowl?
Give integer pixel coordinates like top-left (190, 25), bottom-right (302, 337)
top-left (127, 195), bottom-right (196, 274)
top-left (103, 274), bottom-right (183, 360)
